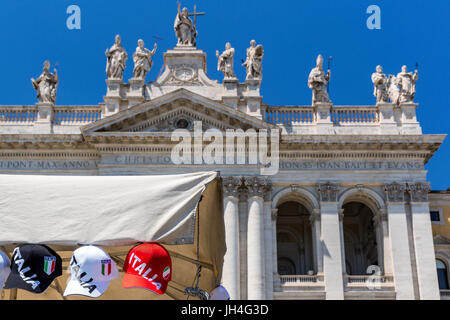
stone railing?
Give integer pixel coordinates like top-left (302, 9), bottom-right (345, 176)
top-left (265, 107), bottom-right (315, 125)
top-left (441, 290), bottom-right (450, 300)
top-left (344, 274), bottom-right (395, 290)
top-left (264, 103), bottom-right (421, 135)
top-left (331, 106), bottom-right (379, 125)
top-left (0, 105), bottom-right (102, 125)
top-left (53, 107), bottom-right (102, 125)
top-left (276, 274), bottom-right (324, 286)
top-left (0, 106), bottom-right (38, 124)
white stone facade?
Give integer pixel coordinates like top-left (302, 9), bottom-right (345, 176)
top-left (0, 40), bottom-right (446, 300)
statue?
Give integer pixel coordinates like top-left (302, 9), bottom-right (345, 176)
top-left (31, 61), bottom-right (59, 104)
top-left (387, 75), bottom-right (400, 105)
top-left (308, 54), bottom-right (331, 104)
top-left (242, 40), bottom-right (264, 80)
top-left (174, 2), bottom-right (197, 46)
top-left (396, 65), bottom-right (418, 104)
top-left (132, 39), bottom-right (157, 80)
top-left (216, 42), bottom-right (236, 79)
top-left (105, 35), bottom-right (128, 80)
top-left (371, 65), bottom-right (389, 104)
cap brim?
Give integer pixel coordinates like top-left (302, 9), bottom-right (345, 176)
top-left (63, 278), bottom-right (110, 298)
top-left (4, 272), bottom-right (53, 294)
top-left (122, 273), bottom-right (167, 295)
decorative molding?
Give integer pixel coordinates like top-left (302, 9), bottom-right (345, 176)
top-left (407, 182), bottom-right (431, 202)
top-left (384, 182), bottom-right (406, 203)
top-left (243, 176), bottom-right (272, 199)
top-left (317, 182), bottom-right (339, 202)
top-left (222, 176), bottom-right (242, 198)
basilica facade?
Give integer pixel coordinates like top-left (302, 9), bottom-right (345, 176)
top-left (0, 8), bottom-right (449, 300)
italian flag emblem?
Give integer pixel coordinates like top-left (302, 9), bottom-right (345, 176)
top-left (43, 256), bottom-right (56, 275)
top-left (163, 266), bottom-right (170, 280)
top-left (101, 259), bottom-right (112, 276)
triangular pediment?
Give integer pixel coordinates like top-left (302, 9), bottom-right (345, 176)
top-left (82, 88), bottom-right (273, 134)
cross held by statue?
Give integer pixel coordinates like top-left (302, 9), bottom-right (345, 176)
top-left (188, 4), bottom-right (205, 26)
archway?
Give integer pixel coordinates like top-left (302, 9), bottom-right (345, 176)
top-left (276, 201), bottom-right (314, 275)
top-left (342, 201), bottom-right (379, 275)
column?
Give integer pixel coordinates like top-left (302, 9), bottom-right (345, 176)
top-left (384, 182), bottom-right (415, 300)
top-left (239, 188), bottom-right (248, 300)
top-left (310, 209), bottom-right (323, 275)
top-left (263, 184), bottom-right (274, 299)
top-left (318, 183), bottom-right (344, 300)
top-left (245, 177), bottom-right (269, 300)
top-left (408, 183), bottom-right (440, 300)
top-left (271, 208), bottom-right (280, 290)
top-left (222, 177), bottom-right (242, 300)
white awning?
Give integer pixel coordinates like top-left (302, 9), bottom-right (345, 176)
top-left (0, 171), bottom-right (218, 246)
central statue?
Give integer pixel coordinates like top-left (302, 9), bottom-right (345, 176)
top-left (174, 2), bottom-right (197, 47)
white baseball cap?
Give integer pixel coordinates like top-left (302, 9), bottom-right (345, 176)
top-left (0, 250), bottom-right (11, 293)
top-left (209, 285), bottom-right (230, 300)
top-left (64, 245), bottom-right (118, 298)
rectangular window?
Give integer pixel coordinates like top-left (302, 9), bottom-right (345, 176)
top-left (430, 211), bottom-right (441, 222)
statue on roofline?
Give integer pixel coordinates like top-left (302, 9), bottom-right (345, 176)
top-left (308, 54), bottom-right (331, 105)
top-left (105, 34), bottom-right (128, 80)
top-left (216, 42), bottom-right (236, 79)
top-left (31, 60), bottom-right (59, 104)
top-left (174, 2), bottom-right (197, 47)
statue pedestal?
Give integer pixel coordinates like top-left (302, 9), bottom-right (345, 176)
top-left (222, 78), bottom-right (239, 109)
top-left (314, 102), bottom-right (333, 134)
top-left (33, 102), bottom-right (54, 134)
top-left (103, 79), bottom-right (123, 117)
top-left (378, 103), bottom-right (398, 134)
top-left (127, 78), bottom-right (146, 108)
top-left (399, 103), bottom-right (421, 134)
top-left (242, 79), bottom-right (262, 119)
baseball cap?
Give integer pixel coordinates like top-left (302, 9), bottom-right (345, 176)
top-left (122, 243), bottom-right (172, 295)
top-left (0, 250), bottom-right (11, 293)
top-left (209, 285), bottom-right (231, 300)
top-left (4, 244), bottom-right (62, 294)
top-left (64, 245), bottom-right (118, 298)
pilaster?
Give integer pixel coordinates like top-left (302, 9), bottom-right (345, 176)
top-left (318, 182), bottom-right (344, 300)
top-left (384, 182), bottom-right (415, 299)
top-left (407, 182), bottom-right (440, 300)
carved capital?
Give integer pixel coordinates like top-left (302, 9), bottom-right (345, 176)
top-left (317, 182), bottom-right (339, 202)
top-left (222, 176), bottom-right (243, 198)
top-left (384, 182), bottom-right (406, 203)
top-left (243, 176), bottom-right (272, 200)
top-left (407, 182), bottom-right (430, 202)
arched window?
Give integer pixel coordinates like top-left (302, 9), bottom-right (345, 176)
top-left (436, 259), bottom-right (449, 290)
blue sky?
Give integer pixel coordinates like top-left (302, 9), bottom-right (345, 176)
top-left (0, 0), bottom-right (449, 189)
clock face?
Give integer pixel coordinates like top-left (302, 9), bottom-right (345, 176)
top-left (174, 68), bottom-right (194, 81)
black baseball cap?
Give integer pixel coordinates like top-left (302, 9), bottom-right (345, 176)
top-left (5, 244), bottom-right (62, 294)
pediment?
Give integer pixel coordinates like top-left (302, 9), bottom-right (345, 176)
top-left (82, 88), bottom-right (273, 134)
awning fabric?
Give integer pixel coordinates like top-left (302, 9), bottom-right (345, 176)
top-left (0, 171), bottom-right (225, 300)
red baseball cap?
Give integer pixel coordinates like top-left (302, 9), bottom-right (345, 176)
top-left (122, 243), bottom-right (172, 295)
